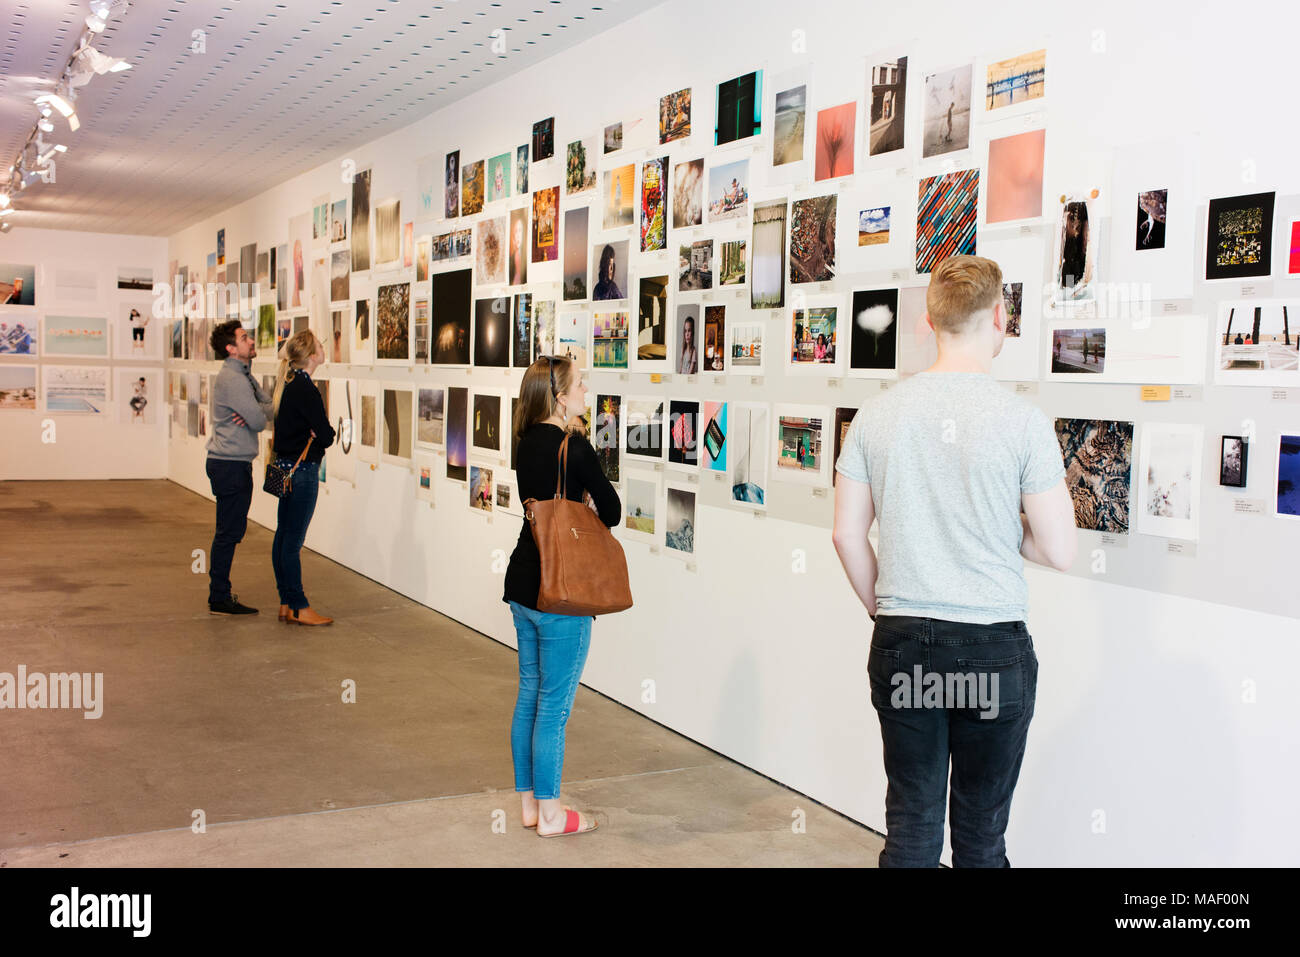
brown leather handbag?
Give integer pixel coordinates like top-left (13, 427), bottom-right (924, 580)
top-left (524, 433), bottom-right (633, 617)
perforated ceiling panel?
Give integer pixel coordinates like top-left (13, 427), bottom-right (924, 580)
top-left (0, 0), bottom-right (644, 236)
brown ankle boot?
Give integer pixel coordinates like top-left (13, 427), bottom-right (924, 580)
top-left (289, 607), bottom-right (333, 626)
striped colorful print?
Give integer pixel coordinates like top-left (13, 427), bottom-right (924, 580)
top-left (915, 168), bottom-right (980, 274)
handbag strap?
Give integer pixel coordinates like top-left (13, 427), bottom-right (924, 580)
top-left (553, 432), bottom-right (571, 500)
top-left (287, 435), bottom-right (313, 476)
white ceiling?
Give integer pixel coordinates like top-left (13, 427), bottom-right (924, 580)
top-left (0, 0), bottom-right (645, 236)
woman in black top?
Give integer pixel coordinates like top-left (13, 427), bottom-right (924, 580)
top-left (270, 330), bottom-right (336, 626)
top-left (504, 355), bottom-right (620, 837)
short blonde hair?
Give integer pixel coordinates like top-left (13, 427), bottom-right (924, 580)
top-left (926, 255), bottom-right (1003, 336)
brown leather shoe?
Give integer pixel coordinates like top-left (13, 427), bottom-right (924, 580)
top-left (289, 606), bottom-right (333, 626)
top-left (278, 605), bottom-right (289, 622)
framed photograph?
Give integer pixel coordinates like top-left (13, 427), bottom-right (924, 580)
top-left (1276, 432), bottom-right (1300, 519)
top-left (1219, 435), bottom-right (1247, 488)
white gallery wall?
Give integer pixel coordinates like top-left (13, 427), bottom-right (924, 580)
top-left (164, 0), bottom-right (1300, 865)
top-left (0, 228), bottom-right (169, 480)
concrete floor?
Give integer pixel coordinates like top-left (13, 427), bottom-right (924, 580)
top-left (0, 480), bottom-right (883, 867)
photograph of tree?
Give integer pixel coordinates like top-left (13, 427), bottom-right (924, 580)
top-left (376, 282), bottom-right (410, 360)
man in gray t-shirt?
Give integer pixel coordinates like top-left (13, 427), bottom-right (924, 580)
top-left (832, 255), bottom-right (1076, 868)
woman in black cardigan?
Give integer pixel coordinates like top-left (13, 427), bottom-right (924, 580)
top-left (504, 355), bottom-right (621, 837)
top-left (271, 330), bottom-right (336, 625)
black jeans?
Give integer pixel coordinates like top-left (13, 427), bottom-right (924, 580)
top-left (868, 615), bottom-right (1038, 868)
top-left (206, 457), bottom-right (254, 605)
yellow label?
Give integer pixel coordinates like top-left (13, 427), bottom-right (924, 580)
top-left (1140, 385), bottom-right (1171, 401)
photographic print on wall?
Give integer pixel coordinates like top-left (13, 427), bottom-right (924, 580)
top-left (773, 406), bottom-right (829, 485)
top-left (790, 194), bottom-right (837, 284)
top-left (533, 299), bottom-right (555, 359)
top-left (868, 56), bottom-right (907, 156)
top-left (729, 404), bottom-right (767, 506)
top-left (772, 83), bottom-right (806, 166)
top-left (603, 163), bottom-right (635, 230)
top-left (716, 70), bottom-right (762, 145)
top-left (462, 159), bottom-right (485, 216)
top-left (815, 102), bottom-right (856, 181)
top-left (44, 315), bottom-right (108, 358)
top-left (445, 151), bottom-right (461, 218)
top-left (604, 121), bottom-right (623, 154)
top-left (1053, 192), bottom-right (1100, 302)
top-left (509, 208), bottom-right (528, 286)
top-left (641, 156), bottom-right (668, 252)
top-left (849, 287), bottom-right (899, 375)
top-left (1213, 300), bottom-right (1299, 386)
top-left (592, 311), bottom-right (629, 370)
top-left (719, 240), bottom-right (746, 287)
top-left (446, 386), bottom-right (468, 481)
top-left (473, 297), bottom-right (510, 368)
top-left (563, 207), bottom-right (589, 301)
top-left (531, 186), bottom-right (559, 262)
top-left (351, 168), bottom-right (372, 272)
top-left (43, 365), bottom-right (108, 414)
top-left (679, 239), bottom-right (713, 292)
top-left (1055, 418), bottom-right (1133, 533)
top-left (565, 138), bottom-right (597, 195)
top-left (532, 118), bottom-right (554, 162)
top-left (594, 394), bottom-right (621, 483)
top-left (751, 197), bottom-right (787, 309)
top-left (373, 198), bottom-right (401, 269)
top-left (556, 311), bottom-right (589, 369)
top-left (659, 88), bottom-right (691, 144)
top-left (788, 299), bottom-right (840, 373)
top-left (986, 128), bottom-right (1045, 224)
top-left (471, 391), bottom-right (503, 454)
top-left (1205, 191), bottom-right (1275, 281)
top-left (625, 398), bottom-right (665, 462)
top-left (1136, 189), bottom-right (1167, 250)
top-left (1275, 432), bottom-right (1300, 518)
top-left (985, 49), bottom-right (1045, 111)
top-left (0, 365), bottom-right (37, 410)
top-left (470, 466), bottom-right (494, 513)
top-left (382, 388), bottom-right (413, 462)
top-left (668, 400), bottom-right (700, 470)
top-left (1137, 423), bottom-right (1202, 541)
top-left (703, 304), bottom-right (726, 372)
top-left (922, 64), bottom-right (972, 158)
top-left (701, 401), bottom-right (727, 472)
top-left (672, 158), bottom-right (704, 229)
top-left (512, 292), bottom-right (532, 367)
top-left (0, 315), bottom-right (37, 355)
top-left (636, 275), bottom-right (669, 367)
top-left (331, 201), bottom-right (348, 243)
top-left (476, 216), bottom-right (507, 286)
top-left (859, 206), bottom-right (890, 246)
top-left (591, 240), bottom-right (629, 302)
top-left (376, 281), bottom-right (411, 362)
top-left (1219, 435), bottom-right (1247, 487)
top-left (487, 152), bottom-right (511, 204)
top-left (664, 486), bottom-right (697, 556)
top-left (625, 477), bottom-right (657, 540)
top-left (516, 144), bottom-right (529, 194)
top-left (1051, 327), bottom-right (1106, 373)
top-left (729, 320), bottom-right (763, 372)
top-left (915, 168), bottom-right (979, 274)
top-left (675, 305), bottom-right (700, 375)
top-left (707, 158), bottom-right (750, 223)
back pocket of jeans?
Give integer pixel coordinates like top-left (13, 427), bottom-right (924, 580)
top-left (952, 653), bottom-right (1026, 721)
top-left (867, 646), bottom-right (902, 710)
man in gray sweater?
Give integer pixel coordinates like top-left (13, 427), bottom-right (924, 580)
top-left (206, 319), bottom-right (273, 614)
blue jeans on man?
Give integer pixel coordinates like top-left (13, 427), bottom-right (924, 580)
top-left (205, 458), bottom-right (254, 605)
top-left (868, 615), bottom-right (1038, 867)
top-left (508, 602), bottom-right (592, 801)
top-left (270, 461), bottom-right (320, 611)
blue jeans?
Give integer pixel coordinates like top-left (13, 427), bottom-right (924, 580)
top-left (205, 457), bottom-right (253, 605)
top-left (868, 615), bottom-right (1038, 868)
top-left (270, 461), bottom-right (320, 611)
top-left (508, 601), bottom-right (592, 800)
